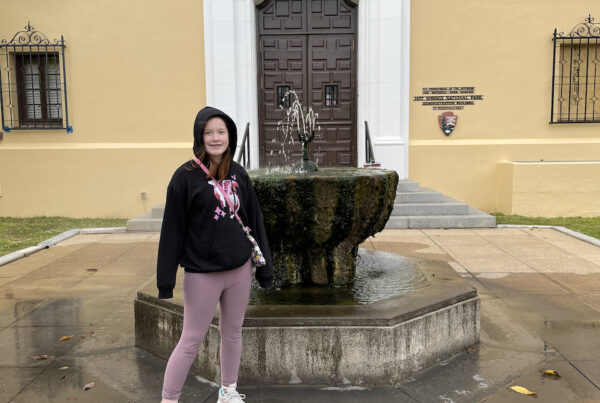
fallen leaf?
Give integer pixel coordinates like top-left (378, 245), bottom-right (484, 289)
top-left (59, 335), bottom-right (72, 341)
top-left (542, 369), bottom-right (561, 378)
top-left (60, 366), bottom-right (69, 370)
top-left (81, 331), bottom-right (95, 338)
top-left (510, 386), bottom-right (537, 397)
top-left (466, 346), bottom-right (476, 354)
top-left (86, 268), bottom-right (98, 272)
top-left (83, 381), bottom-right (96, 391)
top-left (66, 397), bottom-right (78, 401)
top-left (32, 354), bottom-right (53, 360)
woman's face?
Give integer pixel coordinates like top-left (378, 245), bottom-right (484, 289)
top-left (203, 117), bottom-right (229, 163)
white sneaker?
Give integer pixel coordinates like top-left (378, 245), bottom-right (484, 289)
top-left (217, 384), bottom-right (246, 403)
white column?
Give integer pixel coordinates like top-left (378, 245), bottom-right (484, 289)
top-left (357, 0), bottom-right (410, 178)
top-left (204, 0), bottom-right (260, 169)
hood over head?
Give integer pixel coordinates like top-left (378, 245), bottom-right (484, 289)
top-left (193, 106), bottom-right (238, 157)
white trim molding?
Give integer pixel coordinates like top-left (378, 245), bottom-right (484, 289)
top-left (374, 137), bottom-right (406, 146)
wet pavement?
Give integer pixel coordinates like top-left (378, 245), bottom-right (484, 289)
top-left (0, 228), bottom-right (599, 402)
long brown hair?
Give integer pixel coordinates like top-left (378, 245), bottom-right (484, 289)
top-left (193, 146), bottom-right (232, 181)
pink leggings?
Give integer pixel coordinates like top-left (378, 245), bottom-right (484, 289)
top-left (162, 259), bottom-right (252, 401)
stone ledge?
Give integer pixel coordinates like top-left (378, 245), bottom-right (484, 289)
top-left (497, 160), bottom-right (600, 217)
top-left (135, 295), bottom-right (479, 385)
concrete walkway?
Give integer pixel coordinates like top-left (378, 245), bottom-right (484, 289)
top-left (0, 228), bottom-right (599, 402)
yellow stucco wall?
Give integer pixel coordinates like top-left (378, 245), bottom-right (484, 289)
top-left (410, 0), bottom-right (600, 216)
top-left (0, 0), bottom-right (205, 217)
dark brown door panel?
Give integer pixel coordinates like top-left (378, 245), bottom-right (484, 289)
top-left (257, 0), bottom-right (357, 167)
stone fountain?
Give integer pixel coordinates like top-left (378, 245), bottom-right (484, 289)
top-left (134, 96), bottom-right (480, 386)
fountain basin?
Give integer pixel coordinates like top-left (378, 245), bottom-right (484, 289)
top-left (134, 250), bottom-right (480, 385)
top-left (249, 248), bottom-right (432, 305)
top-left (249, 168), bottom-right (398, 286)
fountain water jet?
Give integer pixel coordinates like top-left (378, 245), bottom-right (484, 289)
top-left (277, 89), bottom-right (318, 173)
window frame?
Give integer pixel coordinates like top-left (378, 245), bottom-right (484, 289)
top-left (15, 52), bottom-right (64, 127)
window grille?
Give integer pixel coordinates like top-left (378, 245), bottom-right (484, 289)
top-left (551, 15), bottom-right (600, 123)
top-left (325, 85), bottom-right (338, 107)
top-left (0, 22), bottom-right (71, 132)
top-left (277, 85), bottom-right (291, 108)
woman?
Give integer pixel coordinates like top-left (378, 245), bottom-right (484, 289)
top-left (157, 106), bottom-right (273, 403)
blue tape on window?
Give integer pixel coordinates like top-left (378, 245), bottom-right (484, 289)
top-left (66, 126), bottom-right (73, 133)
top-left (2, 126), bottom-right (10, 132)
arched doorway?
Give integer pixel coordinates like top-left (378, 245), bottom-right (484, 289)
top-left (256, 0), bottom-right (357, 167)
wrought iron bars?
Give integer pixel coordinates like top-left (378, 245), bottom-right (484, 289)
top-left (364, 121), bottom-right (378, 166)
top-left (551, 15), bottom-right (600, 123)
top-left (236, 122), bottom-right (251, 169)
top-left (0, 22), bottom-right (71, 132)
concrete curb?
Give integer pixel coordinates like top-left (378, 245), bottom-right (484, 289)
top-left (0, 246), bottom-right (47, 267)
top-left (37, 228), bottom-right (81, 248)
top-left (0, 227), bottom-right (128, 268)
top-left (80, 227), bottom-right (127, 234)
top-left (497, 224), bottom-right (600, 248)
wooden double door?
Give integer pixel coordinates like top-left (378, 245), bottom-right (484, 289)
top-left (257, 0), bottom-right (357, 167)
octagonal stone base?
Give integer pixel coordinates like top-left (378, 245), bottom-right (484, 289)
top-left (135, 251), bottom-right (480, 385)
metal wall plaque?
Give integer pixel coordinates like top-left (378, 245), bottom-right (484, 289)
top-left (413, 86), bottom-right (484, 110)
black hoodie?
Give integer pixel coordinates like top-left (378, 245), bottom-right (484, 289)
top-left (156, 107), bottom-right (273, 299)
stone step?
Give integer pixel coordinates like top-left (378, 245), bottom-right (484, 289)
top-left (385, 207), bottom-right (497, 229)
top-left (392, 198), bottom-right (469, 216)
top-left (151, 203), bottom-right (165, 219)
top-left (396, 179), bottom-right (419, 192)
top-left (395, 187), bottom-right (445, 203)
top-left (127, 180), bottom-right (496, 231)
top-left (127, 212), bottom-right (163, 232)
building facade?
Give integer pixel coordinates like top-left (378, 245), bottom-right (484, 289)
top-left (1, 0), bottom-right (599, 218)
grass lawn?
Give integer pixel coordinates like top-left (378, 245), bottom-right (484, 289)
top-left (493, 213), bottom-right (600, 241)
top-left (0, 217), bottom-right (127, 256)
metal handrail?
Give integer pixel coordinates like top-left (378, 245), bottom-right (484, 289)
top-left (365, 121), bottom-right (376, 164)
top-left (236, 122), bottom-right (251, 168)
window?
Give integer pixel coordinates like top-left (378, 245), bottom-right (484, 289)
top-left (277, 85), bottom-right (291, 108)
top-left (16, 53), bottom-right (63, 126)
top-left (324, 85), bottom-right (338, 107)
top-left (0, 22), bottom-right (71, 132)
top-left (551, 15), bottom-right (600, 123)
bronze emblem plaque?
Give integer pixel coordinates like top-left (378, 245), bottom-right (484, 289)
top-left (438, 111), bottom-right (457, 136)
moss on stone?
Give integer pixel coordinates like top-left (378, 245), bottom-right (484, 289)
top-left (250, 168), bottom-right (398, 287)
